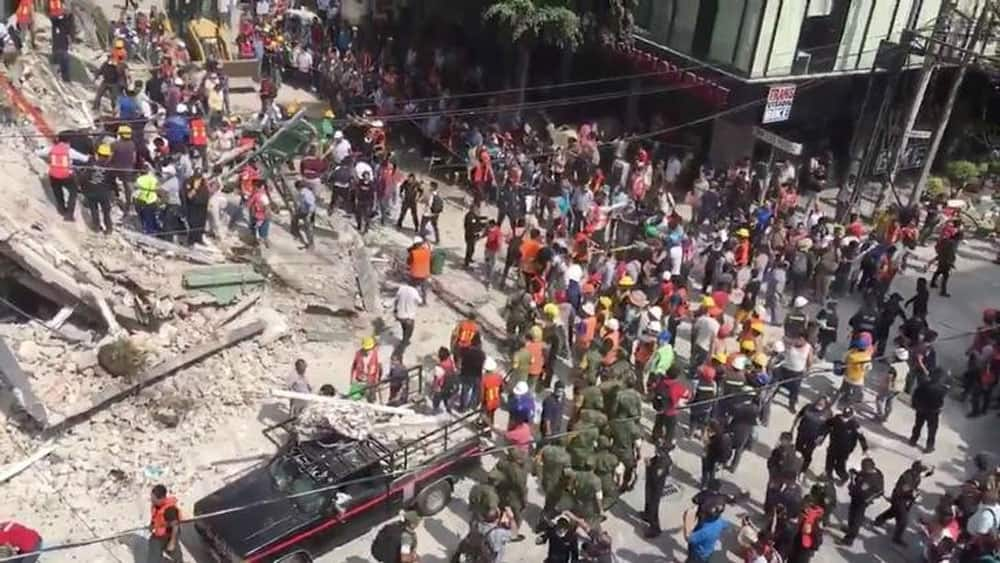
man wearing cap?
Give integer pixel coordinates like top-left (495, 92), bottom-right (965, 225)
top-left (910, 367), bottom-right (948, 453)
top-left (784, 296), bottom-right (810, 340)
top-left (690, 302), bottom-right (721, 378)
top-left (643, 443), bottom-right (674, 538)
top-left (331, 129), bottom-right (351, 165)
top-left (874, 461), bottom-right (933, 545)
top-left (839, 334), bottom-right (873, 406)
top-left (840, 457), bottom-right (884, 546)
top-left (82, 143), bottom-right (116, 233)
top-left (481, 357), bottom-right (503, 427)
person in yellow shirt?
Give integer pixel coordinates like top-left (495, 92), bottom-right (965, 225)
top-left (839, 333), bottom-right (873, 406)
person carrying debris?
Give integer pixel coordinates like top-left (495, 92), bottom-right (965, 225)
top-left (81, 144), bottom-right (116, 234)
top-left (36, 134), bottom-right (90, 221)
top-left (148, 484), bottom-right (183, 562)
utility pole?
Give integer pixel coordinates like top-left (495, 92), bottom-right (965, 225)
top-left (910, 4), bottom-right (995, 204)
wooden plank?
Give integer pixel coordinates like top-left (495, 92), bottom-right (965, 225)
top-left (0, 338), bottom-right (48, 426)
top-left (46, 320), bottom-right (267, 433)
top-left (120, 230), bottom-right (223, 265)
top-left (212, 290), bottom-right (262, 329)
top-left (45, 305), bottom-right (75, 330)
top-left (0, 445), bottom-right (54, 484)
top-left (271, 389), bottom-right (419, 417)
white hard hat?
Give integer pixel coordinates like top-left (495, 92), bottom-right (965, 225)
top-left (895, 348), bottom-right (910, 361)
top-left (173, 77), bottom-right (183, 86)
top-left (771, 341), bottom-right (785, 354)
top-left (333, 131), bottom-right (344, 140)
top-left (793, 296), bottom-right (809, 308)
top-left (371, 119), bottom-right (384, 128)
top-left (581, 302), bottom-right (596, 316)
top-left (566, 264), bottom-right (583, 283)
top-left (161, 164), bottom-right (176, 176)
top-left (513, 381), bottom-right (529, 395)
top-left (483, 357), bottom-right (497, 372)
top-left (732, 355), bottom-right (749, 370)
top-left (648, 306), bottom-right (663, 320)
top-left (175, 103), bottom-right (189, 114)
top-left (646, 321), bottom-right (662, 334)
top-left (604, 318), bottom-right (620, 331)
top-left (412, 236), bottom-right (423, 245)
top-left (661, 270), bottom-right (673, 281)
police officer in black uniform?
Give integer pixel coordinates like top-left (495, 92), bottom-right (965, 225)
top-left (873, 461), bottom-right (934, 545)
top-left (642, 443), bottom-right (674, 538)
top-left (792, 396), bottom-right (831, 477)
top-left (822, 407), bottom-right (869, 484)
top-left (839, 457), bottom-right (884, 546)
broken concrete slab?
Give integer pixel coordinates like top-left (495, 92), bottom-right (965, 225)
top-left (120, 230), bottom-right (224, 265)
top-left (0, 444), bottom-right (54, 484)
top-left (353, 246), bottom-right (382, 315)
top-left (304, 303), bottom-right (358, 318)
top-left (212, 290), bottom-right (262, 329)
top-left (0, 337), bottom-right (48, 426)
top-left (182, 265), bottom-right (266, 305)
top-left (46, 319), bottom-right (267, 433)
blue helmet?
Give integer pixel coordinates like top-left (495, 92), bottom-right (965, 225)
top-left (658, 330), bottom-right (672, 344)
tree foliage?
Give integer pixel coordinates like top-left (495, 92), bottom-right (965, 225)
top-left (944, 160), bottom-right (981, 186)
top-left (483, 0), bottom-right (583, 50)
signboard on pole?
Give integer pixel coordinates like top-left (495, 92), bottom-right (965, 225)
top-left (762, 84), bottom-right (797, 124)
top-left (753, 127), bottom-right (803, 156)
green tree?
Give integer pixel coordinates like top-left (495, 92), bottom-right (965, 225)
top-left (944, 160), bottom-right (981, 191)
top-left (483, 0), bottom-right (582, 114)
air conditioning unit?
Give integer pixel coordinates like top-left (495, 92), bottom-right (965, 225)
top-left (792, 51), bottom-right (812, 75)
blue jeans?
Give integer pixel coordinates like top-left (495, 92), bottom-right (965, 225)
top-left (254, 218), bottom-right (270, 241)
top-left (459, 377), bottom-right (479, 411)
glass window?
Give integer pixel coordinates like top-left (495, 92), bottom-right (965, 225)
top-left (709, 0), bottom-right (745, 65)
top-left (735, 0), bottom-right (766, 71)
top-left (270, 458), bottom-right (326, 515)
top-left (670, 1), bottom-right (699, 53)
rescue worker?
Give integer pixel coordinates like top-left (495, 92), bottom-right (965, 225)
top-left (36, 134), bottom-right (89, 220)
top-left (592, 435), bottom-right (622, 511)
top-left (784, 296), bottom-right (809, 340)
top-left (910, 367), bottom-right (948, 453)
top-left (133, 165), bottom-right (160, 234)
top-left (516, 325), bottom-right (545, 390)
top-left (645, 329), bottom-right (675, 390)
top-left (643, 443), bottom-right (674, 538)
top-left (650, 365), bottom-right (690, 447)
top-left (541, 303), bottom-right (565, 390)
top-left (504, 291), bottom-right (536, 350)
top-left (188, 108), bottom-right (209, 165)
top-left (840, 457), bottom-right (884, 546)
top-left (823, 407), bottom-right (869, 484)
top-left (148, 484), bottom-right (182, 562)
top-left (81, 143), bottom-right (115, 234)
top-left (689, 359), bottom-right (720, 439)
top-left (599, 318), bottom-right (622, 369)
top-left (451, 313), bottom-right (480, 360)
top-left (406, 236), bottom-right (431, 302)
top-left (110, 125), bottom-right (137, 212)
top-left (873, 461), bottom-right (933, 545)
top-left (350, 336), bottom-right (381, 402)
top-left (15, 0), bottom-right (34, 50)
top-left (610, 391), bottom-right (642, 492)
top-left (492, 449), bottom-right (529, 542)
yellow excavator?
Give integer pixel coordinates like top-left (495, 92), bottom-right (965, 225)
top-left (165, 0), bottom-right (258, 78)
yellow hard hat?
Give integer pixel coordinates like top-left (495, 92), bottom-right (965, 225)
top-left (276, 35), bottom-right (285, 43)
top-left (96, 143), bottom-right (112, 157)
top-left (114, 38), bottom-right (125, 48)
top-left (324, 109), bottom-right (335, 118)
top-left (753, 352), bottom-right (769, 367)
top-left (701, 296), bottom-right (716, 309)
top-left (618, 275), bottom-right (635, 288)
top-left (736, 228), bottom-right (750, 238)
top-left (117, 124), bottom-right (132, 138)
top-left (750, 320), bottom-right (765, 333)
top-left (543, 303), bottom-right (559, 318)
top-left (712, 351), bottom-right (728, 364)
top-left (598, 296), bottom-right (612, 310)
top-left (529, 325), bottom-right (543, 341)
top-left (361, 336), bottom-right (376, 351)
top-left (286, 101), bottom-right (300, 114)
top-left (740, 339), bottom-right (756, 352)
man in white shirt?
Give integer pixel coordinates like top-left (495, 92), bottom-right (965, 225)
top-left (296, 47), bottom-right (314, 88)
top-left (665, 155), bottom-right (682, 185)
top-left (394, 280), bottom-right (422, 348)
top-left (691, 307), bottom-right (721, 371)
top-left (332, 131), bottom-right (351, 164)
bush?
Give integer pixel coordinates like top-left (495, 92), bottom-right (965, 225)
top-left (944, 160), bottom-right (981, 187)
top-left (926, 176), bottom-right (948, 197)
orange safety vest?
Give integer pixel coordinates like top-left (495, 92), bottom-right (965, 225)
top-left (240, 166), bottom-right (259, 197)
top-left (48, 0), bottom-right (63, 17)
top-left (526, 341), bottom-right (544, 376)
top-left (601, 330), bottom-right (620, 366)
top-left (576, 316), bottom-right (597, 350)
top-left (481, 372), bottom-right (503, 411)
top-left (408, 245), bottom-right (431, 280)
top-left (734, 239), bottom-right (750, 267)
top-left (150, 497), bottom-right (179, 538)
top-left (352, 349), bottom-right (379, 384)
top-left (48, 143), bottom-right (71, 179)
top-left (454, 320), bottom-right (479, 349)
top-left (16, 0), bottom-right (32, 24)
top-left (190, 118), bottom-right (208, 146)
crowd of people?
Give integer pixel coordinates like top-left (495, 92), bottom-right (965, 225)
top-left (12, 1), bottom-right (1000, 562)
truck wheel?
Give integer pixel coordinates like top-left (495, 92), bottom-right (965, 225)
top-left (275, 551), bottom-right (312, 563)
top-left (416, 479), bottom-right (453, 516)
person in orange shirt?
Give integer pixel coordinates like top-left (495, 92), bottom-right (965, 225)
top-left (407, 236), bottom-right (432, 300)
top-left (15, 0), bottom-right (34, 50)
top-left (574, 302), bottom-right (598, 366)
top-left (480, 357), bottom-right (504, 427)
top-left (518, 227), bottom-right (543, 287)
top-left (600, 318), bottom-right (622, 366)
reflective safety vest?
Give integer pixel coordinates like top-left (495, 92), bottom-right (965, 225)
top-left (481, 372), bottom-right (503, 411)
top-left (48, 143), bottom-right (71, 179)
top-left (150, 497), bottom-right (179, 538)
top-left (16, 0), bottom-right (32, 24)
top-left (454, 320), bottom-right (478, 349)
top-left (190, 118), bottom-right (208, 146)
top-left (601, 330), bottom-right (620, 366)
top-left (134, 173), bottom-right (159, 205)
top-left (48, 0), bottom-right (63, 17)
top-left (408, 245), bottom-right (431, 280)
top-left (525, 340), bottom-right (544, 376)
top-left (352, 349), bottom-right (379, 384)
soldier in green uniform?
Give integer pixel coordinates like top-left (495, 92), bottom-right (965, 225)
top-left (593, 435), bottom-right (623, 510)
top-left (579, 346), bottom-right (604, 387)
top-left (609, 417), bottom-right (642, 492)
top-left (567, 416), bottom-right (600, 470)
top-left (572, 460), bottom-right (605, 527)
top-left (492, 449), bottom-right (529, 540)
top-left (504, 291), bottom-right (535, 349)
top-left (605, 348), bottom-right (636, 388)
top-left (600, 378), bottom-right (625, 422)
top-left (570, 384), bottom-right (605, 429)
top-left (535, 443), bottom-right (573, 524)
top-left (468, 482), bottom-right (500, 523)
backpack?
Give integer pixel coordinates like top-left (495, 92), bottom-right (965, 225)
top-left (799, 505), bottom-right (824, 550)
top-left (458, 524), bottom-right (499, 563)
top-left (652, 378), bottom-right (673, 412)
top-left (430, 194), bottom-right (444, 214)
top-left (370, 521), bottom-right (405, 562)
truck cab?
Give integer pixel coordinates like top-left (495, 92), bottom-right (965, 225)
top-left (193, 391), bottom-right (483, 562)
